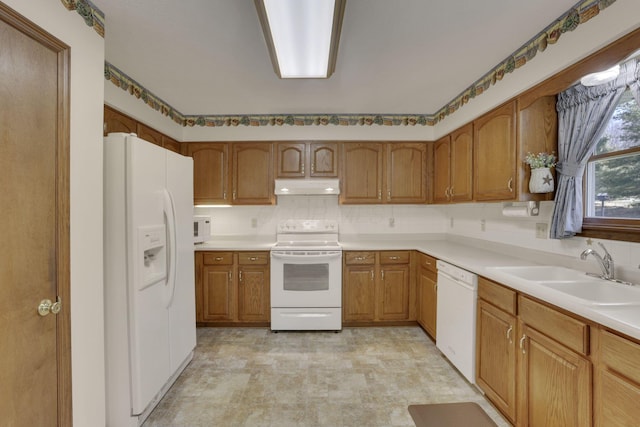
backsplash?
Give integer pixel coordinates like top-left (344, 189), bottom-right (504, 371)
top-left (195, 198), bottom-right (640, 283)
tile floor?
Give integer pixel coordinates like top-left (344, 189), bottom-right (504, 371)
top-left (143, 327), bottom-right (509, 427)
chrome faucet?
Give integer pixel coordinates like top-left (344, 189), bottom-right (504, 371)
top-left (580, 242), bottom-right (615, 280)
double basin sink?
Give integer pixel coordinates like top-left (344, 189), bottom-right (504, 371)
top-left (486, 265), bottom-right (640, 306)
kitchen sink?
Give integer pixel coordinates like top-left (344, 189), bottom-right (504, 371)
top-left (487, 265), bottom-right (640, 306)
top-left (487, 265), bottom-right (588, 282)
top-left (538, 280), bottom-right (640, 306)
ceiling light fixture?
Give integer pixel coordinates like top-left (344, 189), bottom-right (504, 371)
top-left (254, 0), bottom-right (346, 79)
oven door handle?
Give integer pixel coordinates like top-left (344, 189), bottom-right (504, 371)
top-left (271, 251), bottom-right (342, 261)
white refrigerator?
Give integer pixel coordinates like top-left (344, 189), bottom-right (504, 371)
top-left (104, 133), bottom-right (196, 426)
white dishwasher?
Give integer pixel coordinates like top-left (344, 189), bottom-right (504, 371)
top-left (436, 260), bottom-right (478, 384)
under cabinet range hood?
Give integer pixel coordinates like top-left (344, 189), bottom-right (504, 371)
top-left (274, 179), bottom-right (340, 195)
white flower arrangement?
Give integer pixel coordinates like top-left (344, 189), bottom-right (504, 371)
top-left (524, 152), bottom-right (557, 169)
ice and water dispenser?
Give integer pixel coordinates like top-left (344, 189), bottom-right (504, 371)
top-left (138, 225), bottom-right (167, 289)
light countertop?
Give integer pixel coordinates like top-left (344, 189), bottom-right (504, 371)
top-left (195, 234), bottom-right (640, 341)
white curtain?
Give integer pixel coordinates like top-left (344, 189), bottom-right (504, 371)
top-left (550, 60), bottom-right (639, 239)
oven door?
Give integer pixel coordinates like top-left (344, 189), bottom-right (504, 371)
top-left (270, 250), bottom-right (342, 308)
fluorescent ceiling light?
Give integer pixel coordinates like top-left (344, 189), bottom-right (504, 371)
top-left (255, 0), bottom-right (346, 78)
top-left (580, 64), bottom-right (620, 86)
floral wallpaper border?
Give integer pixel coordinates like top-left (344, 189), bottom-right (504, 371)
top-left (60, 0), bottom-right (104, 37)
top-left (104, 0), bottom-right (616, 127)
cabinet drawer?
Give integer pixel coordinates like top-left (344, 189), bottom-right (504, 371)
top-left (203, 252), bottom-right (233, 265)
top-left (345, 251), bottom-right (375, 265)
top-left (600, 329), bottom-right (640, 384)
top-left (519, 295), bottom-right (589, 355)
top-left (379, 251), bottom-right (410, 264)
top-left (237, 252), bottom-right (269, 265)
top-left (478, 276), bottom-right (516, 315)
top-left (418, 253), bottom-right (437, 273)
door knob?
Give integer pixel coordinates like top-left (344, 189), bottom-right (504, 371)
top-left (38, 297), bottom-right (62, 316)
top-left (38, 299), bottom-right (52, 316)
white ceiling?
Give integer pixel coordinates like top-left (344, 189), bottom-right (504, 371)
top-left (96, 0), bottom-right (580, 116)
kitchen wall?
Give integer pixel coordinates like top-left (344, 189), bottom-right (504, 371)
top-left (197, 199), bottom-right (640, 284)
top-left (195, 197), bottom-right (448, 236)
top-left (2, 0), bottom-right (107, 425)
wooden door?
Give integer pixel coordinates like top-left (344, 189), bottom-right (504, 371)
top-left (309, 142), bottom-right (339, 177)
top-left (450, 123), bottom-right (474, 202)
top-left (518, 324), bottom-right (591, 427)
top-left (418, 267), bottom-right (437, 338)
top-left (232, 143), bottom-right (274, 205)
top-left (476, 300), bottom-right (516, 424)
top-left (202, 265), bottom-right (235, 321)
top-left (275, 142), bottom-right (305, 178)
top-left (433, 135), bottom-right (451, 203)
top-left (378, 265), bottom-right (410, 320)
top-left (474, 101), bottom-right (516, 201)
top-left (238, 265), bottom-right (270, 322)
top-left (343, 265), bottom-right (376, 321)
top-left (187, 142), bottom-right (230, 205)
top-left (0, 6), bottom-right (71, 425)
top-left (386, 142), bottom-right (428, 203)
top-left (340, 143), bottom-right (383, 204)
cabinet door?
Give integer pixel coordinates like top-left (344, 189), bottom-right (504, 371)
top-left (187, 143), bottom-right (230, 205)
top-left (476, 300), bottom-right (516, 424)
top-left (162, 135), bottom-right (181, 154)
top-left (238, 265), bottom-right (270, 322)
top-left (275, 142), bottom-right (305, 178)
top-left (340, 143), bottom-right (383, 204)
top-left (104, 106), bottom-right (136, 136)
top-left (433, 135), bottom-right (451, 204)
top-left (343, 265), bottom-right (376, 321)
top-left (418, 266), bottom-right (437, 338)
top-left (309, 142), bottom-right (339, 177)
top-left (450, 123), bottom-right (473, 202)
top-left (518, 323), bottom-right (591, 427)
top-left (386, 142), bottom-right (428, 203)
top-left (202, 265), bottom-right (235, 321)
top-left (474, 101), bottom-right (516, 201)
top-left (232, 143), bottom-right (274, 205)
top-left (136, 123), bottom-right (163, 147)
top-left (377, 264), bottom-right (410, 320)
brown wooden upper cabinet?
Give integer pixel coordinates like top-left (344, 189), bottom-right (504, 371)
top-left (473, 101), bottom-right (517, 201)
top-left (186, 143), bottom-right (230, 205)
top-left (232, 143), bottom-right (274, 205)
top-left (340, 142), bottom-right (429, 204)
top-left (104, 106), bottom-right (183, 153)
top-left (433, 123), bottom-right (473, 203)
top-left (104, 105), bottom-right (136, 136)
top-left (275, 142), bottom-right (339, 178)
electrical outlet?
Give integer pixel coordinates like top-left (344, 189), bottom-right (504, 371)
top-left (480, 219), bottom-right (486, 232)
top-left (536, 223), bottom-right (548, 239)
top-left (251, 218), bottom-right (257, 228)
top-left (389, 217), bottom-right (395, 227)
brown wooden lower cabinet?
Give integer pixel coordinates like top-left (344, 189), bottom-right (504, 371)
top-left (196, 251), bottom-right (269, 325)
top-left (417, 253), bottom-right (437, 338)
top-left (595, 328), bottom-right (640, 427)
top-left (342, 251), bottom-right (415, 324)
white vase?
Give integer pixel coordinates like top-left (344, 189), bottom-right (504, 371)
top-left (529, 167), bottom-right (554, 193)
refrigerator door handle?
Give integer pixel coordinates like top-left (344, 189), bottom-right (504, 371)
top-left (163, 188), bottom-right (178, 308)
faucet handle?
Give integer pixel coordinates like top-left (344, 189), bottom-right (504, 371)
top-left (597, 242), bottom-right (612, 260)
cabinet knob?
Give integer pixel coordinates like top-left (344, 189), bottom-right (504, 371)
top-left (506, 325), bottom-right (513, 343)
top-left (450, 187), bottom-right (454, 197)
top-left (215, 257), bottom-right (223, 261)
top-left (507, 177), bottom-right (514, 192)
top-left (519, 334), bottom-right (527, 354)
top-left (378, 190), bottom-right (382, 200)
top-left (249, 256), bottom-right (257, 261)
top-left (389, 256), bottom-right (399, 260)
top-left (371, 270), bottom-right (374, 281)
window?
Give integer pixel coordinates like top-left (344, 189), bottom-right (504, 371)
top-left (582, 89), bottom-right (640, 242)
